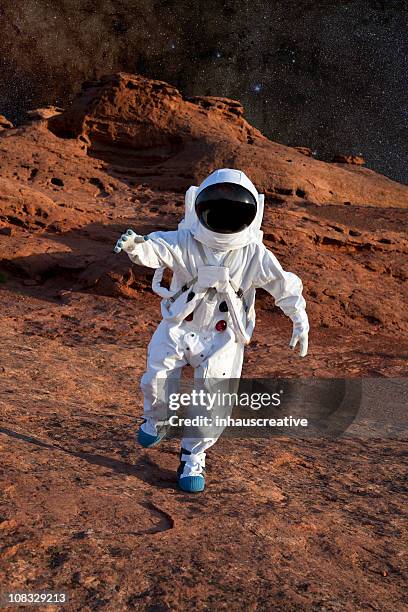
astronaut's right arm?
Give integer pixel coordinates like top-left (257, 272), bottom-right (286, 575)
top-left (253, 244), bottom-right (309, 357)
top-left (114, 228), bottom-right (184, 271)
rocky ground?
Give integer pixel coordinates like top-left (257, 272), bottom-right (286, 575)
top-left (0, 73), bottom-right (407, 610)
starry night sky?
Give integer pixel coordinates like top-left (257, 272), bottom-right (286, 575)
top-left (0, 0), bottom-right (407, 183)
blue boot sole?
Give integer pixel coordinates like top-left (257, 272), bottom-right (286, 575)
top-left (177, 475), bottom-right (206, 493)
top-left (137, 428), bottom-right (166, 449)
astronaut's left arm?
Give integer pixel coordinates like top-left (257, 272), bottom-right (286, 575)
top-left (254, 246), bottom-right (309, 357)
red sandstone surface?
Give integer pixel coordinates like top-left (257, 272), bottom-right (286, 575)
top-left (0, 73), bottom-right (406, 610)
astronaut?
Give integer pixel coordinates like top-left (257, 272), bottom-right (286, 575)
top-left (114, 168), bottom-right (309, 493)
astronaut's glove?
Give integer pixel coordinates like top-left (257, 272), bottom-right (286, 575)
top-left (289, 311), bottom-right (309, 358)
top-left (114, 229), bottom-right (146, 253)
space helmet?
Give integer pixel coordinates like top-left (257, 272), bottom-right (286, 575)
top-left (194, 169), bottom-right (258, 234)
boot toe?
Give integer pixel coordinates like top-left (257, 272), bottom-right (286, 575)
top-left (137, 428), bottom-right (164, 448)
top-left (178, 475), bottom-right (206, 493)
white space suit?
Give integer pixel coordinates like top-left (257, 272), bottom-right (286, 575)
top-left (115, 168), bottom-right (309, 492)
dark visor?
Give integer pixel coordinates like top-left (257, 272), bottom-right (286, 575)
top-left (195, 182), bottom-right (257, 234)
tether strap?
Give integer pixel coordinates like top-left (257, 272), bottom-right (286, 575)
top-left (195, 241), bottom-right (248, 311)
top-left (169, 276), bottom-right (197, 302)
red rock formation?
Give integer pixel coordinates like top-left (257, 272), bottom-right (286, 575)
top-left (49, 73), bottom-right (408, 206)
top-left (27, 106), bottom-right (64, 121)
top-left (0, 114), bottom-right (13, 130)
top-left (294, 146), bottom-right (314, 157)
top-left (0, 177), bottom-right (81, 231)
top-left (332, 154), bottom-right (366, 165)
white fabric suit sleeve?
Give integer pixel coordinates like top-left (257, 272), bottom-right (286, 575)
top-left (254, 246), bottom-right (309, 356)
top-left (125, 230), bottom-right (185, 271)
top-left (254, 247), bottom-right (306, 319)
